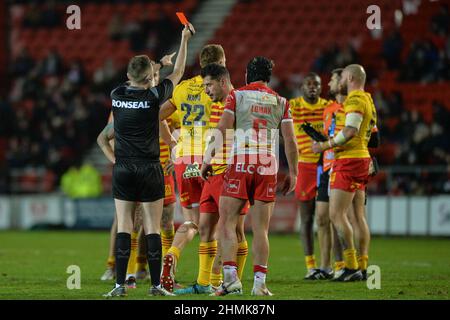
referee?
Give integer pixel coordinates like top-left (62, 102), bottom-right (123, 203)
top-left (104, 23), bottom-right (195, 298)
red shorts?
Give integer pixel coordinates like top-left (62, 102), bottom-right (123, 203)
top-left (221, 158), bottom-right (277, 205)
top-left (174, 158), bottom-right (204, 208)
top-left (295, 162), bottom-right (318, 201)
top-left (330, 158), bottom-right (371, 192)
top-left (200, 173), bottom-right (249, 215)
top-left (163, 174), bottom-right (176, 206)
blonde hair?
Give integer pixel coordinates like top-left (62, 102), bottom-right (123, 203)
top-left (199, 44), bottom-right (225, 68)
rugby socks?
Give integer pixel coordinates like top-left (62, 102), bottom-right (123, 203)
top-left (115, 232), bottom-right (131, 286)
top-left (334, 260), bottom-right (345, 272)
top-left (358, 255), bottom-right (369, 271)
top-left (210, 270), bottom-right (223, 287)
top-left (253, 265), bottom-right (267, 287)
top-left (305, 255), bottom-right (317, 270)
top-left (197, 240), bottom-right (218, 286)
top-left (106, 256), bottom-right (115, 269)
top-left (167, 246), bottom-right (181, 261)
top-left (223, 261), bottom-right (238, 284)
top-left (126, 231), bottom-right (139, 279)
top-left (145, 234), bottom-right (162, 287)
top-left (161, 227), bottom-right (175, 257)
top-left (237, 241), bottom-right (249, 280)
top-left (343, 249), bottom-right (359, 270)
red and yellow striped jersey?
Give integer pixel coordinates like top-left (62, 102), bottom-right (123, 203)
top-left (208, 101), bottom-right (232, 175)
top-left (159, 111), bottom-right (181, 168)
top-left (335, 90), bottom-right (377, 159)
top-left (289, 96), bottom-right (330, 163)
top-left (323, 101), bottom-right (345, 171)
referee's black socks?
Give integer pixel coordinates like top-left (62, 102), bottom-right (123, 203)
top-left (115, 232), bottom-right (131, 286)
top-left (145, 234), bottom-right (162, 287)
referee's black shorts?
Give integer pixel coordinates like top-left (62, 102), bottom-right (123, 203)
top-left (113, 159), bottom-right (164, 202)
top-left (316, 169), bottom-right (330, 202)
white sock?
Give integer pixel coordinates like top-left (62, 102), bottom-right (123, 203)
top-left (254, 271), bottom-right (266, 287)
top-left (115, 283), bottom-right (121, 288)
top-left (223, 265), bottom-right (238, 283)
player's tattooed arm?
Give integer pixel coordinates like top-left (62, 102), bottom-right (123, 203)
top-left (97, 122), bottom-right (115, 164)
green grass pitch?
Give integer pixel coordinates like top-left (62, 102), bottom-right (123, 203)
top-left (0, 231), bottom-right (449, 300)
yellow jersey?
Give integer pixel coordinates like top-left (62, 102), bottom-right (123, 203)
top-left (289, 96), bottom-right (330, 163)
top-left (159, 110), bottom-right (181, 171)
top-left (335, 90), bottom-right (377, 159)
top-left (169, 75), bottom-right (212, 158)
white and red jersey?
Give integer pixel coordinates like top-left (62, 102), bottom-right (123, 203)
top-left (224, 82), bottom-right (292, 157)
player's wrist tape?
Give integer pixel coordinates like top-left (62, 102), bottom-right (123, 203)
top-left (345, 113), bottom-right (363, 130)
top-left (332, 130), bottom-right (347, 146)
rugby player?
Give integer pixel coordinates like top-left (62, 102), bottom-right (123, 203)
top-left (202, 57), bottom-right (298, 296)
top-left (159, 44), bottom-right (228, 292)
top-left (175, 64), bottom-right (249, 295)
top-left (311, 64), bottom-right (377, 282)
top-left (289, 73), bottom-right (330, 279)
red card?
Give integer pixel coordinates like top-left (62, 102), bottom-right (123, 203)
top-left (176, 12), bottom-right (189, 25)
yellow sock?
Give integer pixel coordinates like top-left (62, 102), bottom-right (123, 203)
top-left (210, 271), bottom-right (223, 287)
top-left (167, 246), bottom-right (181, 261)
top-left (236, 241), bottom-right (248, 280)
top-left (358, 255), bottom-right (369, 271)
top-left (126, 231), bottom-right (139, 276)
top-left (136, 255), bottom-right (147, 272)
top-left (196, 240), bottom-right (218, 286)
top-left (106, 256), bottom-right (115, 269)
top-left (343, 249), bottom-right (358, 270)
top-left (161, 227), bottom-right (175, 257)
top-left (334, 261), bottom-right (345, 272)
top-left (305, 255), bottom-right (317, 270)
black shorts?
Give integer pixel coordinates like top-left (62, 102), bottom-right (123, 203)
top-left (113, 159), bottom-right (164, 202)
top-left (316, 169), bottom-right (330, 202)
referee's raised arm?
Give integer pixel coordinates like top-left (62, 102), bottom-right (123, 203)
top-left (166, 23), bottom-right (195, 87)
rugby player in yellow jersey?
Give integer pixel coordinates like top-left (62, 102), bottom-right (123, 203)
top-left (312, 64), bottom-right (377, 282)
top-left (175, 64), bottom-right (249, 295)
top-left (289, 73), bottom-right (331, 279)
top-left (159, 45), bottom-right (227, 292)
top-left (313, 68), bottom-right (346, 280)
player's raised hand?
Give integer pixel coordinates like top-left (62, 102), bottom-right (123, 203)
top-left (182, 23), bottom-right (195, 40)
top-left (160, 52), bottom-right (176, 67)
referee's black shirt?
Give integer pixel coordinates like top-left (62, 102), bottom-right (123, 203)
top-left (111, 79), bottom-right (173, 162)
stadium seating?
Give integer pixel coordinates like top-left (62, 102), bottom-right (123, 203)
top-left (12, 1), bottom-right (199, 76)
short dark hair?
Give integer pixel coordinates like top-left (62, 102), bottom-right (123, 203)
top-left (200, 63), bottom-right (229, 81)
top-left (246, 56), bottom-right (274, 84)
top-left (199, 44), bottom-right (225, 68)
top-left (127, 55), bottom-right (152, 83)
top-left (331, 68), bottom-right (343, 78)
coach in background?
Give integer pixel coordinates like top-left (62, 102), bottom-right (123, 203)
top-left (103, 23), bottom-right (195, 298)
top-left (312, 64), bottom-right (377, 282)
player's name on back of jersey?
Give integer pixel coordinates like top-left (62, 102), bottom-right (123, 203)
top-left (187, 94), bottom-right (201, 101)
top-left (112, 99), bottom-right (150, 109)
top-left (251, 104), bottom-right (271, 115)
